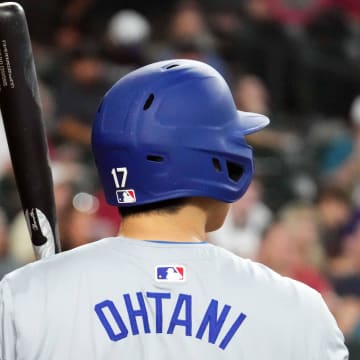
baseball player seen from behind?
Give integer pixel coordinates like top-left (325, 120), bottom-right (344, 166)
top-left (0, 60), bottom-right (348, 359)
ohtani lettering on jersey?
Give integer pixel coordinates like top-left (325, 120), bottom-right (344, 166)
top-left (94, 292), bottom-right (247, 350)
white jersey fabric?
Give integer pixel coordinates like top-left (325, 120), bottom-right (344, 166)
top-left (0, 237), bottom-right (348, 360)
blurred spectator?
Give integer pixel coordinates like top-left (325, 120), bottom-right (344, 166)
top-left (61, 0), bottom-right (94, 25)
top-left (335, 296), bottom-right (360, 343)
top-left (170, 2), bottom-right (212, 43)
top-left (308, 118), bottom-right (350, 179)
top-left (8, 161), bottom-right (85, 263)
top-left (306, 6), bottom-right (350, 59)
top-left (257, 220), bottom-right (300, 277)
top-left (0, 209), bottom-right (21, 279)
top-left (307, 96), bottom-right (360, 208)
top-left (156, 2), bottom-right (227, 75)
top-left (235, 75), bottom-right (300, 152)
top-left (315, 184), bottom-right (352, 260)
top-left (55, 23), bottom-right (84, 54)
top-left (32, 23), bottom-right (83, 87)
top-left (60, 194), bottom-right (98, 250)
top-left (326, 208), bottom-right (360, 342)
top-left (104, 9), bottom-right (151, 67)
top-left (329, 209), bottom-right (360, 292)
top-left (19, 0), bottom-right (63, 45)
top-left (329, 95), bottom-right (360, 188)
top-left (227, 0), bottom-right (295, 111)
top-left (210, 179), bottom-right (272, 259)
top-left (267, 0), bottom-right (333, 26)
top-left (335, 0), bottom-right (360, 20)
top-left (55, 47), bottom-right (110, 160)
top-left (298, 7), bottom-right (360, 116)
top-left (256, 213), bottom-right (349, 326)
top-left (257, 212), bottom-right (336, 311)
top-left (233, 74), bottom-right (302, 210)
top-left (279, 202), bottom-right (324, 268)
top-left (234, 74), bottom-right (269, 114)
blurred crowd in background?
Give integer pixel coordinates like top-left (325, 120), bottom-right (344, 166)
top-left (1, 0), bottom-right (360, 355)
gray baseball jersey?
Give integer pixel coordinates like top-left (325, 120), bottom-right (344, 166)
top-left (0, 237), bottom-right (348, 359)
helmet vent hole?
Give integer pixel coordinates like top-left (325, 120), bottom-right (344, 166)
top-left (166, 64), bottom-right (179, 69)
top-left (147, 154), bottom-right (164, 162)
top-left (226, 161), bottom-right (244, 182)
top-left (212, 158), bottom-right (222, 172)
top-left (143, 93), bottom-right (155, 110)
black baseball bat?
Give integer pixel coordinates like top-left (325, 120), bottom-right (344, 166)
top-left (0, 2), bottom-right (60, 259)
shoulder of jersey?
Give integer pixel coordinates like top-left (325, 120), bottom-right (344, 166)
top-left (214, 245), bottom-right (321, 305)
top-left (2, 239), bottom-right (109, 283)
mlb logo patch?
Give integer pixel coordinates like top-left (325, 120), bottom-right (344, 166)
top-left (116, 189), bottom-right (136, 204)
top-left (155, 265), bottom-right (186, 282)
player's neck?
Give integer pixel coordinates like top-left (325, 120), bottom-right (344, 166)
top-left (118, 203), bottom-right (207, 243)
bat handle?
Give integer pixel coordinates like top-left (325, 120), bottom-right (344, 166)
top-left (24, 207), bottom-right (59, 259)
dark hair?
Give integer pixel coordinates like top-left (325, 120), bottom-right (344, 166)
top-left (315, 184), bottom-right (350, 205)
top-left (119, 198), bottom-right (188, 218)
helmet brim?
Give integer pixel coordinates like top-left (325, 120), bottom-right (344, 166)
top-left (237, 111), bottom-right (270, 135)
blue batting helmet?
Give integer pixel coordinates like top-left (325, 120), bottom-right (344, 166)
top-left (92, 59), bottom-right (269, 207)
